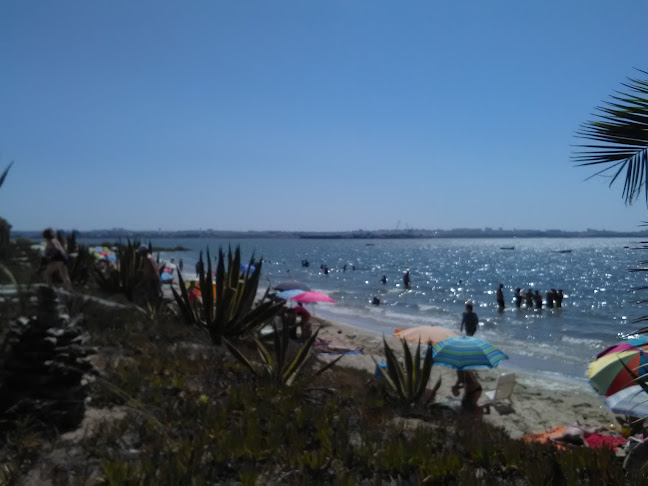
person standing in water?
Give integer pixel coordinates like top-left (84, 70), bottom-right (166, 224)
top-left (555, 289), bottom-right (564, 308)
top-left (534, 290), bottom-right (543, 309)
top-left (525, 288), bottom-right (534, 308)
top-left (381, 275), bottom-right (387, 284)
top-left (514, 288), bottom-right (522, 309)
top-left (460, 301), bottom-right (479, 336)
top-left (496, 284), bottom-right (505, 312)
top-left (403, 271), bottom-right (411, 289)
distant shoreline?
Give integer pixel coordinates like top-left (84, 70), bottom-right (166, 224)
top-left (12, 228), bottom-right (648, 240)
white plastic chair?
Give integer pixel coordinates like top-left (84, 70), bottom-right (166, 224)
top-left (482, 373), bottom-right (516, 406)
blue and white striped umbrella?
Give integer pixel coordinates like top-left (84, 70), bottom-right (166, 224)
top-left (605, 385), bottom-right (648, 417)
top-left (432, 336), bottom-right (508, 370)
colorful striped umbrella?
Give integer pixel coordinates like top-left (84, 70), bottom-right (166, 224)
top-left (596, 337), bottom-right (648, 359)
top-left (605, 385), bottom-right (648, 417)
top-left (587, 350), bottom-right (648, 397)
top-left (431, 336), bottom-right (508, 370)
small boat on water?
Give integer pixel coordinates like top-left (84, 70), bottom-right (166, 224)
top-left (553, 250), bottom-right (573, 253)
top-left (499, 246), bottom-right (515, 250)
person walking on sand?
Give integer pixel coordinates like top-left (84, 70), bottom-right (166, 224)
top-left (42, 228), bottom-right (72, 290)
top-left (403, 271), bottom-right (411, 289)
top-left (496, 284), bottom-right (505, 311)
top-left (460, 301), bottom-right (479, 336)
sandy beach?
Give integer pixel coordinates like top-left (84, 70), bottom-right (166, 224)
top-left (311, 316), bottom-right (617, 439)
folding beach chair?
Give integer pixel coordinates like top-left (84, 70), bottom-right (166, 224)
top-left (482, 373), bottom-right (516, 407)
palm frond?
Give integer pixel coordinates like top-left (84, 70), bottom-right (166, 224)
top-left (574, 70), bottom-right (648, 205)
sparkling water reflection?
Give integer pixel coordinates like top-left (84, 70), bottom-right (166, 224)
top-left (82, 237), bottom-right (646, 381)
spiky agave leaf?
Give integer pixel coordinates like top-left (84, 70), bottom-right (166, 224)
top-left (374, 338), bottom-right (435, 405)
top-left (382, 336), bottom-right (406, 401)
top-left (414, 342), bottom-right (435, 401)
top-left (0, 161), bottom-right (13, 190)
top-left (282, 327), bottom-right (320, 384)
top-left (171, 270), bottom-right (201, 326)
top-left (402, 338), bottom-right (414, 400)
top-left (252, 333), bottom-right (274, 377)
top-left (223, 337), bottom-right (259, 376)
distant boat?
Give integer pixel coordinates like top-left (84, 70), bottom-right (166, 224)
top-left (553, 250), bottom-right (573, 253)
top-left (499, 246), bottom-right (515, 250)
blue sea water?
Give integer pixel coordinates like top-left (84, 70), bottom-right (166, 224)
top-left (82, 237), bottom-right (647, 382)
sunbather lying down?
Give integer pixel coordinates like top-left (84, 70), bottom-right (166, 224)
top-left (550, 423), bottom-right (627, 450)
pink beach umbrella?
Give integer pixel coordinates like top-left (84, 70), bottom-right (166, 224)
top-left (288, 291), bottom-right (336, 304)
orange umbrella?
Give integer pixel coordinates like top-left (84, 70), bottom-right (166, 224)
top-left (394, 326), bottom-right (458, 344)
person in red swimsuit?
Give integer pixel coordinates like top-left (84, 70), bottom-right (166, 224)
top-left (292, 303), bottom-right (312, 339)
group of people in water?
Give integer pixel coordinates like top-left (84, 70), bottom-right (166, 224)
top-left (505, 286), bottom-right (564, 310)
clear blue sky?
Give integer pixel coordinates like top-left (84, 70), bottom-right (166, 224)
top-left (2, 1), bottom-right (648, 232)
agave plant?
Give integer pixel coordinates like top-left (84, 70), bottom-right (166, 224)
top-left (172, 246), bottom-right (284, 344)
top-left (224, 321), bottom-right (343, 386)
top-left (92, 239), bottom-right (150, 302)
top-left (373, 337), bottom-right (440, 406)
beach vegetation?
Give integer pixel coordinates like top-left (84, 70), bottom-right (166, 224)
top-left (172, 246), bottom-right (284, 344)
top-left (0, 238), bottom-right (638, 484)
top-left (91, 239), bottom-right (149, 302)
top-left (0, 283), bottom-right (636, 484)
top-left (373, 337), bottom-right (441, 407)
top-left (224, 321), bottom-right (343, 386)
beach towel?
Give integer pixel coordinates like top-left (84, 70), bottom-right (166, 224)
top-left (585, 433), bottom-right (627, 451)
top-left (313, 338), bottom-right (364, 355)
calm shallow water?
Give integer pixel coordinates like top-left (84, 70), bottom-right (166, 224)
top-left (82, 237), bottom-right (648, 382)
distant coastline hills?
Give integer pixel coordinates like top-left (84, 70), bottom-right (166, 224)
top-left (13, 228), bottom-right (648, 240)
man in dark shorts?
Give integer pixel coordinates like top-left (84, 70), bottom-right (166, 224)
top-left (460, 301), bottom-right (479, 336)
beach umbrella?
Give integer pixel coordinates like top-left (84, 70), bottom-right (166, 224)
top-left (276, 289), bottom-right (307, 300)
top-left (240, 263), bottom-right (256, 274)
top-left (287, 291), bottom-right (336, 304)
top-left (605, 385), bottom-right (648, 417)
top-left (596, 337), bottom-right (648, 359)
top-left (431, 336), bottom-right (508, 370)
top-left (274, 281), bottom-right (311, 291)
top-left (587, 350), bottom-right (648, 397)
top-left (394, 326), bottom-right (458, 344)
